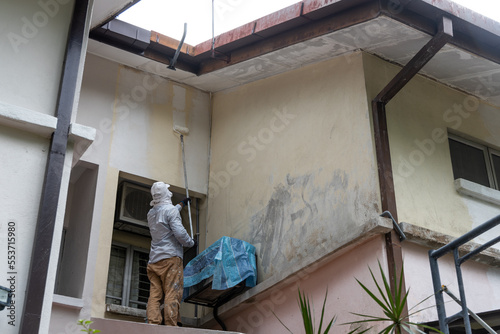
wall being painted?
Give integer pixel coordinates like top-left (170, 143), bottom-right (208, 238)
top-left (363, 53), bottom-right (500, 240)
top-left (74, 54), bottom-right (211, 318)
top-left (78, 54), bottom-right (210, 193)
top-left (208, 52), bottom-right (382, 282)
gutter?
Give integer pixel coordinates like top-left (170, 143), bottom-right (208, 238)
top-left (20, 0), bottom-right (91, 332)
top-left (371, 14), bottom-right (453, 312)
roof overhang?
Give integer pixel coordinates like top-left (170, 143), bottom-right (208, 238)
top-left (88, 0), bottom-right (500, 106)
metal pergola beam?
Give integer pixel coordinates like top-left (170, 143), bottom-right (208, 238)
top-left (371, 15), bottom-right (453, 316)
top-left (374, 16), bottom-right (453, 104)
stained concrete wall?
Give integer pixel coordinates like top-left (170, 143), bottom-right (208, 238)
top-left (73, 54), bottom-right (211, 318)
top-left (208, 52), bottom-right (381, 282)
top-left (362, 52), bottom-right (500, 241)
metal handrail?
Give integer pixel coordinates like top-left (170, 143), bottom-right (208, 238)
top-left (441, 286), bottom-right (496, 334)
top-left (429, 214), bottom-right (500, 334)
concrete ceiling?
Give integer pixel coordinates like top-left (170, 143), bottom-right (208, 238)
top-left (88, 1), bottom-right (500, 107)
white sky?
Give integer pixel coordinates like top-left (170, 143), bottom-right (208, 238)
top-left (118, 0), bottom-right (500, 45)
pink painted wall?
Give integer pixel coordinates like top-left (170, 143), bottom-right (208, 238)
top-left (403, 242), bottom-right (500, 324)
top-left (217, 236), bottom-right (391, 334)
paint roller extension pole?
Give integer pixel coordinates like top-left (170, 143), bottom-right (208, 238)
top-left (177, 128), bottom-right (194, 239)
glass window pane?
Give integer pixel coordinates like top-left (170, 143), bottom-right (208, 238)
top-left (449, 138), bottom-right (490, 187)
top-left (106, 245), bottom-right (126, 305)
top-left (129, 250), bottom-right (150, 309)
top-left (492, 153), bottom-right (500, 190)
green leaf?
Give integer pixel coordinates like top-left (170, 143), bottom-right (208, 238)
top-left (272, 311), bottom-right (294, 334)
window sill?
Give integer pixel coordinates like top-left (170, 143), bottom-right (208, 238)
top-left (53, 294), bottom-right (84, 310)
top-left (454, 178), bottom-right (500, 206)
top-left (106, 304), bottom-right (146, 319)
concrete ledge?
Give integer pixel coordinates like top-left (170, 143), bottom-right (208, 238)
top-left (91, 317), bottom-right (243, 334)
top-left (53, 294), bottom-right (84, 310)
top-left (199, 215), bottom-right (393, 328)
top-left (455, 178), bottom-right (500, 206)
top-left (400, 222), bottom-right (500, 267)
top-left (69, 122), bottom-right (97, 166)
top-left (106, 304), bottom-right (200, 328)
top-left (0, 101), bottom-right (56, 137)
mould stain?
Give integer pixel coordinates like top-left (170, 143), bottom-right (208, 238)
top-left (247, 170), bottom-right (356, 278)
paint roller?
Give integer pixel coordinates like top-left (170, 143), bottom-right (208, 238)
top-left (173, 125), bottom-right (194, 240)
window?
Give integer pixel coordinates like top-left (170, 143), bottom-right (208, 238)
top-left (106, 244), bottom-right (150, 309)
top-left (448, 135), bottom-right (500, 190)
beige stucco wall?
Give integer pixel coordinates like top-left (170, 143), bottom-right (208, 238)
top-left (208, 52), bottom-right (381, 282)
top-left (363, 52), bottom-right (500, 239)
top-left (76, 54), bottom-right (211, 318)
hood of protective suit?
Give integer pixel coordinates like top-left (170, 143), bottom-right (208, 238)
top-left (150, 182), bottom-right (173, 207)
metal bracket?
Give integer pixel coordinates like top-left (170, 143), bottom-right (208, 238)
top-left (380, 211), bottom-right (406, 242)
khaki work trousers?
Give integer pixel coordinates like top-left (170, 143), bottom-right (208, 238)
top-left (146, 257), bottom-right (184, 326)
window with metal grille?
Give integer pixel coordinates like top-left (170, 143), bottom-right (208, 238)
top-left (448, 135), bottom-right (500, 190)
top-left (106, 244), bottom-right (150, 309)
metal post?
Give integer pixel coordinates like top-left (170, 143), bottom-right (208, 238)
top-left (454, 249), bottom-right (472, 334)
top-left (429, 252), bottom-right (448, 334)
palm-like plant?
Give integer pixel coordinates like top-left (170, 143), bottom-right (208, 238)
top-left (345, 261), bottom-right (441, 334)
top-left (275, 288), bottom-right (336, 334)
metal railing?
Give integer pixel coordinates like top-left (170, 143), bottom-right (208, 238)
top-left (428, 214), bottom-right (500, 334)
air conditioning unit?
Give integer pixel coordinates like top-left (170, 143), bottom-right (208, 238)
top-left (116, 182), bottom-right (152, 229)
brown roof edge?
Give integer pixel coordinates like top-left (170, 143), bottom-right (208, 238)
top-left (145, 0), bottom-right (500, 75)
top-left (150, 31), bottom-right (194, 55)
top-left (381, 0), bottom-right (500, 65)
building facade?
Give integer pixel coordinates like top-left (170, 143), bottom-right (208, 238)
top-left (1, 0), bottom-right (499, 333)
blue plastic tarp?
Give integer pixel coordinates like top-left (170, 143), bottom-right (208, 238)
top-left (183, 236), bottom-right (257, 292)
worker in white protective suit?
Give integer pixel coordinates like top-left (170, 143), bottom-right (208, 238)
top-left (146, 181), bottom-right (195, 326)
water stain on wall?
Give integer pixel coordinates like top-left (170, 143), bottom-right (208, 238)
top-left (247, 170), bottom-right (357, 278)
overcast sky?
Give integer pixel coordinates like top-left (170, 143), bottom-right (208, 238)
top-left (118, 0), bottom-right (500, 45)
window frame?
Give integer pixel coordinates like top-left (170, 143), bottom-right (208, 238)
top-left (488, 148), bottom-right (500, 190)
top-left (448, 134), bottom-right (499, 190)
top-left (106, 242), bottom-right (150, 310)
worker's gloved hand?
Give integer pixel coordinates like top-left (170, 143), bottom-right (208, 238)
top-left (181, 197), bottom-right (191, 206)
top-left (192, 239), bottom-right (198, 248)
